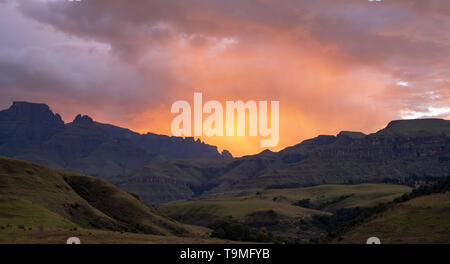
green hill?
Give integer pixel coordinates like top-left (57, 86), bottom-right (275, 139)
top-left (160, 184), bottom-right (410, 243)
top-left (0, 196), bottom-right (77, 232)
top-left (0, 156), bottom-right (185, 239)
top-left (337, 192), bottom-right (450, 244)
top-left (258, 184), bottom-right (412, 212)
top-left (293, 176), bottom-right (450, 244)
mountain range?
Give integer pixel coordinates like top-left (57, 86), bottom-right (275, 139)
top-left (0, 102), bottom-right (231, 176)
top-left (0, 102), bottom-right (449, 205)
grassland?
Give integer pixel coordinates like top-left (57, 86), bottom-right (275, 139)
top-left (0, 196), bottom-right (77, 232)
top-left (0, 156), bottom-right (222, 243)
top-left (161, 184), bottom-right (412, 221)
top-left (0, 228), bottom-right (228, 244)
top-left (160, 196), bottom-right (324, 225)
top-left (159, 184), bottom-right (411, 243)
top-left (337, 192), bottom-right (450, 244)
top-left (1, 154), bottom-right (443, 244)
top-left (262, 184), bottom-right (412, 212)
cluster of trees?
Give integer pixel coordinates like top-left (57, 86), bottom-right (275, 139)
top-left (293, 195), bottom-right (354, 211)
top-left (211, 219), bottom-right (274, 242)
top-left (394, 175), bottom-right (450, 202)
top-left (382, 175), bottom-right (443, 187)
top-left (308, 204), bottom-right (389, 240)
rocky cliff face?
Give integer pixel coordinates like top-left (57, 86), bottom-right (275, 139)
top-left (310, 134), bottom-right (449, 159)
top-left (0, 102), bottom-right (65, 156)
top-left (238, 119), bottom-right (450, 189)
top-left (6, 101), bottom-right (64, 124)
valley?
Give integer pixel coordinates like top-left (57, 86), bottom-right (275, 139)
top-left (0, 102), bottom-right (449, 244)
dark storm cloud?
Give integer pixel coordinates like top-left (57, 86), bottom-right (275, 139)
top-left (11, 0), bottom-right (450, 100)
top-left (16, 0), bottom-right (450, 70)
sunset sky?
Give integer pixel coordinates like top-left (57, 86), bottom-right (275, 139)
top-left (0, 0), bottom-right (449, 157)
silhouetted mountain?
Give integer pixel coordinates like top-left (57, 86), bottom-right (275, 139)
top-left (203, 119), bottom-right (450, 196)
top-left (0, 102), bottom-right (64, 156)
top-left (0, 102), bottom-right (231, 181)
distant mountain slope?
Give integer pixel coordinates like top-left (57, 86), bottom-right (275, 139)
top-left (0, 102), bottom-right (231, 180)
top-left (115, 158), bottom-right (231, 205)
top-left (201, 118), bottom-right (450, 197)
top-left (124, 118), bottom-right (449, 204)
top-left (0, 156), bottom-right (185, 235)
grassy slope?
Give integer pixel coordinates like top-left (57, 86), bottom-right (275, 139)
top-left (160, 195), bottom-right (327, 243)
top-left (0, 228), bottom-right (227, 244)
top-left (0, 196), bottom-right (77, 231)
top-left (160, 196), bottom-right (324, 225)
top-left (338, 192), bottom-right (450, 244)
top-left (159, 184), bottom-right (410, 242)
top-left (181, 184), bottom-right (411, 215)
top-left (0, 156), bottom-right (189, 241)
top-left (263, 184), bottom-right (412, 212)
top-left (0, 156), bottom-right (121, 231)
top-left (63, 172), bottom-right (185, 235)
top-left (161, 184), bottom-right (410, 223)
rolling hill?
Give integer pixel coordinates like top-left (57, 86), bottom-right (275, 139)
top-left (0, 156), bottom-right (186, 240)
top-left (336, 176), bottom-right (450, 244)
top-left (159, 184), bottom-right (411, 243)
top-left (337, 192), bottom-right (450, 244)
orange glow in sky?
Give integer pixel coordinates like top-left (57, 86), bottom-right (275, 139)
top-left (1, 0), bottom-right (449, 157)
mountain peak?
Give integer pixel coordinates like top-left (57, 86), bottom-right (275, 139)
top-left (337, 131), bottom-right (366, 138)
top-left (377, 118), bottom-right (450, 137)
top-left (73, 114), bottom-right (93, 124)
top-left (11, 101), bottom-right (49, 110)
top-left (5, 101), bottom-right (63, 124)
top-left (221, 149), bottom-right (233, 158)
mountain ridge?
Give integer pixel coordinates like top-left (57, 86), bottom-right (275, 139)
top-left (115, 117), bottom-right (449, 204)
top-left (0, 102), bottom-right (232, 181)
top-left (0, 101), bottom-right (449, 205)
